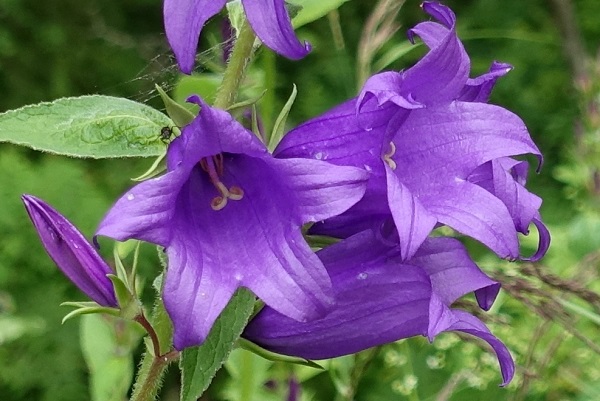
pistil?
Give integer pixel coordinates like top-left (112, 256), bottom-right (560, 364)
top-left (199, 155), bottom-right (244, 210)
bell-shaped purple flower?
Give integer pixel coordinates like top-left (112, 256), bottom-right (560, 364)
top-left (22, 195), bottom-right (117, 308)
top-left (275, 1), bottom-right (549, 261)
top-left (244, 229), bottom-right (514, 386)
top-left (96, 96), bottom-right (368, 350)
top-left (164, 0), bottom-right (310, 74)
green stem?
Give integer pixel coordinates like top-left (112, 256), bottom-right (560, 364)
top-left (131, 350), bottom-right (180, 401)
top-left (261, 49), bottom-right (276, 135)
top-left (214, 19), bottom-right (257, 109)
top-left (130, 297), bottom-right (176, 401)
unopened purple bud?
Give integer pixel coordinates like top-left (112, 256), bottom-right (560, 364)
top-left (22, 195), bottom-right (117, 307)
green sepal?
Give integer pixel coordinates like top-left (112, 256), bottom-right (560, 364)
top-left (107, 274), bottom-right (139, 320)
top-left (268, 84), bottom-right (297, 151)
top-left (226, 0), bottom-right (245, 35)
top-left (226, 90), bottom-right (267, 112)
top-left (155, 84), bottom-right (195, 127)
top-left (251, 105), bottom-right (261, 140)
top-left (61, 301), bottom-right (103, 309)
top-left (305, 234), bottom-right (341, 250)
top-left (61, 304), bottom-right (119, 325)
top-left (132, 153), bottom-right (167, 182)
top-left (237, 338), bottom-right (323, 369)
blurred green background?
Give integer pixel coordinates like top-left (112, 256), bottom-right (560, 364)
top-left (2, 0), bottom-right (600, 400)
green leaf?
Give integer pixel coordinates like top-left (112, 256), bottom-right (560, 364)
top-left (0, 95), bottom-right (173, 158)
top-left (180, 288), bottom-right (256, 401)
top-left (289, 0), bottom-right (350, 28)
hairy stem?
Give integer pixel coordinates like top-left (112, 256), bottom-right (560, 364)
top-left (130, 297), bottom-right (175, 401)
top-left (214, 19), bottom-right (257, 109)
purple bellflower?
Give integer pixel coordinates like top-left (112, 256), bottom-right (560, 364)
top-left (275, 1), bottom-right (549, 262)
top-left (164, 0), bottom-right (310, 74)
top-left (244, 229), bottom-right (514, 386)
top-left (96, 96), bottom-right (369, 350)
top-left (22, 195), bottom-right (118, 308)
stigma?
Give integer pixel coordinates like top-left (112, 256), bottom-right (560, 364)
top-left (199, 154), bottom-right (244, 210)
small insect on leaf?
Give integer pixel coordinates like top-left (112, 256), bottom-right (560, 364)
top-left (160, 126), bottom-right (174, 144)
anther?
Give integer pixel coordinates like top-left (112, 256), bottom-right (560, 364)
top-left (211, 196), bottom-right (228, 211)
top-left (228, 186), bottom-right (244, 200)
top-left (383, 142), bottom-right (397, 170)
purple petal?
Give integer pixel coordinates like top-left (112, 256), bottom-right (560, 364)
top-left (410, 237), bottom-right (501, 308)
top-left (163, 157), bottom-right (335, 348)
top-left (358, 72), bottom-right (424, 111)
top-left (267, 158), bottom-right (369, 223)
top-left (275, 99), bottom-right (390, 167)
top-left (385, 166), bottom-right (437, 260)
top-left (22, 195), bottom-right (117, 307)
top-left (164, 0), bottom-right (227, 74)
top-left (469, 158), bottom-right (542, 234)
top-left (522, 216), bottom-right (551, 262)
top-left (468, 158), bottom-right (550, 260)
top-left (402, 2), bottom-right (469, 104)
top-left (242, 0), bottom-right (310, 60)
top-left (459, 61), bottom-right (513, 102)
top-left (244, 244), bottom-right (432, 359)
top-left (96, 171), bottom-right (185, 247)
top-left (393, 102), bottom-right (542, 188)
top-left (445, 310), bottom-right (515, 386)
top-left (422, 182), bottom-right (520, 259)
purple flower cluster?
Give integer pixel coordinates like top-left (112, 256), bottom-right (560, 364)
top-left (23, 2), bottom-right (549, 386)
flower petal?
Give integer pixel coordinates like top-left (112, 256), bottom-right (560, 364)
top-left (242, 0), bottom-right (310, 60)
top-left (522, 215), bottom-right (551, 262)
top-left (459, 61), bottom-right (513, 102)
top-left (96, 171), bottom-right (185, 247)
top-left (445, 310), bottom-right (515, 386)
top-left (161, 154), bottom-right (337, 348)
top-left (410, 237), bottom-right (500, 308)
top-left (274, 99), bottom-right (390, 167)
top-left (385, 166), bottom-right (437, 260)
top-left (423, 181), bottom-right (520, 259)
top-left (393, 102), bottom-right (542, 189)
top-left (164, 0), bottom-right (227, 74)
top-left (267, 157), bottom-right (368, 223)
top-left (22, 195), bottom-right (117, 307)
top-left (469, 158), bottom-right (542, 234)
top-left (402, 1), bottom-right (469, 104)
top-left (243, 231), bottom-right (432, 359)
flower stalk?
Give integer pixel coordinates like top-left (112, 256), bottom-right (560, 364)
top-left (214, 19), bottom-right (257, 109)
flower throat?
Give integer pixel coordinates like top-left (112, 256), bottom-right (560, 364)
top-left (199, 154), bottom-right (244, 211)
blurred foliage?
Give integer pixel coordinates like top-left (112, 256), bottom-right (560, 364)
top-left (2, 0), bottom-right (600, 400)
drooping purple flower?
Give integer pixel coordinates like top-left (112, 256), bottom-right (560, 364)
top-left (22, 195), bottom-right (117, 308)
top-left (244, 229), bottom-right (514, 386)
top-left (164, 0), bottom-right (310, 74)
top-left (96, 96), bottom-right (368, 350)
top-left (275, 1), bottom-right (550, 261)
